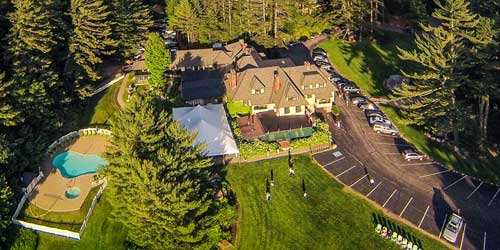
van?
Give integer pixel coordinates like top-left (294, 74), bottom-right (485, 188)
top-left (373, 123), bottom-right (398, 135)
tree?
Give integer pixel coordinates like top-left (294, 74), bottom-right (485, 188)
top-left (105, 95), bottom-right (234, 250)
top-left (165, 0), bottom-right (177, 19)
top-left (0, 174), bottom-right (13, 245)
top-left (7, 0), bottom-right (61, 127)
top-left (111, 0), bottom-right (153, 58)
top-left (395, 0), bottom-right (485, 141)
top-left (0, 73), bottom-right (19, 127)
top-left (68, 0), bottom-right (117, 84)
top-left (144, 33), bottom-right (171, 89)
top-left (169, 0), bottom-right (200, 44)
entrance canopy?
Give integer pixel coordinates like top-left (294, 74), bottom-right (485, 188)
top-left (173, 104), bottom-right (239, 157)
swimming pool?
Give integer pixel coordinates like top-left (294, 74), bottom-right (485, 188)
top-left (52, 151), bottom-right (107, 178)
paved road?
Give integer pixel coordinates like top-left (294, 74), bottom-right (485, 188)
top-left (314, 99), bottom-right (500, 249)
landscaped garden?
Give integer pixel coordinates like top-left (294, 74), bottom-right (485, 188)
top-left (226, 155), bottom-right (448, 250)
top-left (319, 32), bottom-right (500, 184)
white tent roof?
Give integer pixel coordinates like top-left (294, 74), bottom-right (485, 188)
top-left (172, 104), bottom-right (239, 157)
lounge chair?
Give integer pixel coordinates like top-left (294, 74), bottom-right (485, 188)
top-left (381, 226), bottom-right (388, 237)
top-left (375, 224), bottom-right (382, 234)
top-left (391, 232), bottom-right (398, 241)
top-left (407, 242), bottom-right (413, 249)
top-left (397, 235), bottom-right (403, 245)
top-left (401, 239), bottom-right (407, 249)
top-left (412, 246), bottom-right (419, 250)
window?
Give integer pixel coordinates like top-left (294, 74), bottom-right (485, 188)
top-left (253, 88), bottom-right (264, 94)
top-left (305, 94), bottom-right (313, 99)
top-left (303, 85), bottom-right (312, 90)
top-left (287, 96), bottom-right (297, 101)
top-left (319, 83), bottom-right (326, 88)
top-left (253, 105), bottom-right (267, 110)
top-left (284, 107), bottom-right (290, 114)
top-left (296, 106), bottom-right (302, 112)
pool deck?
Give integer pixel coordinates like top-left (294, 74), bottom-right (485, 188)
top-left (29, 136), bottom-right (109, 212)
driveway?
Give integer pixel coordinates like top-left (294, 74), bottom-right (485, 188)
top-left (314, 99), bottom-right (500, 249)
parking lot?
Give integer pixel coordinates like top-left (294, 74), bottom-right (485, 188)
top-left (313, 99), bottom-right (500, 249)
top-left (294, 43), bottom-right (500, 249)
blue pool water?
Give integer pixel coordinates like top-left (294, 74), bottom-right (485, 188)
top-left (65, 187), bottom-right (81, 199)
top-left (52, 151), bottom-right (107, 178)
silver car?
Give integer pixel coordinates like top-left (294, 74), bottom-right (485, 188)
top-left (373, 123), bottom-right (398, 135)
top-left (443, 213), bottom-right (463, 243)
top-left (402, 149), bottom-right (424, 161)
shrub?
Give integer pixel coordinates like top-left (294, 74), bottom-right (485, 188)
top-left (332, 105), bottom-right (341, 116)
top-left (227, 101), bottom-right (252, 118)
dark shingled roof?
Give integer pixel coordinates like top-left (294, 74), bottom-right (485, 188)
top-left (181, 70), bottom-right (226, 101)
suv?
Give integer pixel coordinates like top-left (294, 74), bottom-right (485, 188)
top-left (343, 85), bottom-right (361, 94)
top-left (369, 116), bottom-right (390, 126)
top-left (402, 149), bottom-right (424, 161)
top-left (443, 213), bottom-right (463, 243)
top-left (313, 48), bottom-right (327, 57)
top-left (373, 123), bottom-right (398, 135)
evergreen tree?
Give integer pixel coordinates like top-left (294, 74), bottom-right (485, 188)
top-left (165, 0), bottom-right (177, 20)
top-left (105, 95), bottom-right (234, 250)
top-left (169, 0), bottom-right (200, 44)
top-left (7, 0), bottom-right (61, 127)
top-left (68, 0), bottom-right (117, 85)
top-left (395, 0), bottom-right (484, 139)
top-left (144, 33), bottom-right (171, 89)
top-left (0, 73), bottom-right (19, 127)
top-left (0, 174), bottom-right (13, 245)
top-left (111, 0), bottom-right (153, 58)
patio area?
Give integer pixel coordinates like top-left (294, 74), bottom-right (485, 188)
top-left (29, 136), bottom-right (109, 212)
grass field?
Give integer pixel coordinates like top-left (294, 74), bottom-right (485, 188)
top-left (15, 194), bottom-right (128, 250)
top-left (319, 33), bottom-right (500, 184)
top-left (226, 155), bottom-right (448, 250)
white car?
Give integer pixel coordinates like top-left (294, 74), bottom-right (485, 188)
top-left (343, 85), bottom-right (361, 94)
top-left (369, 116), bottom-right (390, 126)
top-left (373, 123), bottom-right (398, 135)
top-left (443, 213), bottom-right (463, 243)
top-left (313, 55), bottom-right (328, 63)
top-left (402, 149), bottom-right (424, 161)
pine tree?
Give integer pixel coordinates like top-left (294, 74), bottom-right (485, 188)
top-left (165, 0), bottom-right (178, 20)
top-left (111, 0), bottom-right (153, 58)
top-left (395, 0), bottom-right (484, 139)
top-left (7, 0), bottom-right (61, 127)
top-left (169, 0), bottom-right (200, 44)
top-left (105, 95), bottom-right (234, 250)
top-left (0, 73), bottom-right (19, 127)
top-left (0, 174), bottom-right (13, 245)
top-left (68, 0), bottom-right (117, 84)
top-left (144, 33), bottom-right (171, 89)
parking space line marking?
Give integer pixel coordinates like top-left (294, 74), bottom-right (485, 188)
top-left (366, 182), bottom-right (382, 197)
top-left (349, 174), bottom-right (368, 187)
top-left (323, 156), bottom-right (346, 167)
top-left (418, 206), bottom-right (430, 228)
top-left (399, 197), bottom-right (413, 217)
top-left (487, 187), bottom-right (500, 206)
top-left (443, 175), bottom-right (467, 190)
top-left (372, 133), bottom-right (399, 138)
top-left (372, 142), bottom-right (411, 147)
top-left (335, 166), bottom-right (356, 178)
top-left (382, 189), bottom-right (398, 207)
top-left (466, 182), bottom-right (484, 200)
top-left (400, 162), bottom-right (435, 167)
top-left (438, 213), bottom-right (448, 238)
top-left (419, 169), bottom-right (451, 178)
top-left (483, 232), bottom-right (486, 250)
top-left (459, 223), bottom-right (466, 250)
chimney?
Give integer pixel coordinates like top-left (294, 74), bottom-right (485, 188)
top-left (239, 39), bottom-right (245, 48)
top-left (273, 70), bottom-right (280, 93)
top-left (244, 47), bottom-right (251, 56)
top-left (304, 61), bottom-right (311, 70)
top-left (230, 69), bottom-right (237, 89)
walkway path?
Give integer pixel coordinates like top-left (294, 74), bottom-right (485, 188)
top-left (114, 73), bottom-right (128, 110)
top-left (92, 75), bottom-right (124, 96)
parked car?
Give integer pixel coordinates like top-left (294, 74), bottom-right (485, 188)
top-left (366, 112), bottom-right (386, 120)
top-left (402, 149), bottom-right (424, 161)
top-left (350, 96), bottom-right (368, 105)
top-left (315, 60), bottom-right (330, 66)
top-left (312, 48), bottom-right (328, 57)
top-left (443, 213), bottom-right (463, 243)
top-left (369, 116), bottom-right (391, 126)
top-left (343, 85), bottom-right (361, 94)
top-left (365, 109), bottom-right (384, 116)
top-left (313, 55), bottom-right (328, 63)
top-left (358, 102), bottom-right (378, 111)
top-left (373, 123), bottom-right (398, 135)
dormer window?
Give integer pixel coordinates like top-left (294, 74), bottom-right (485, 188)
top-left (287, 96), bottom-right (297, 101)
top-left (303, 85), bottom-right (312, 90)
top-left (252, 88), bottom-right (264, 94)
top-left (319, 83), bottom-right (325, 88)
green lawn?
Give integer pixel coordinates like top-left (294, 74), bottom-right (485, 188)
top-left (19, 187), bottom-right (100, 231)
top-left (320, 33), bottom-right (500, 184)
top-left (226, 155), bottom-right (448, 250)
top-left (319, 32), bottom-right (414, 98)
top-left (22, 194), bottom-right (128, 250)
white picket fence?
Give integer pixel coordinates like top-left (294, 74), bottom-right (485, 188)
top-left (79, 179), bottom-right (108, 236)
top-left (47, 128), bottom-right (112, 156)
